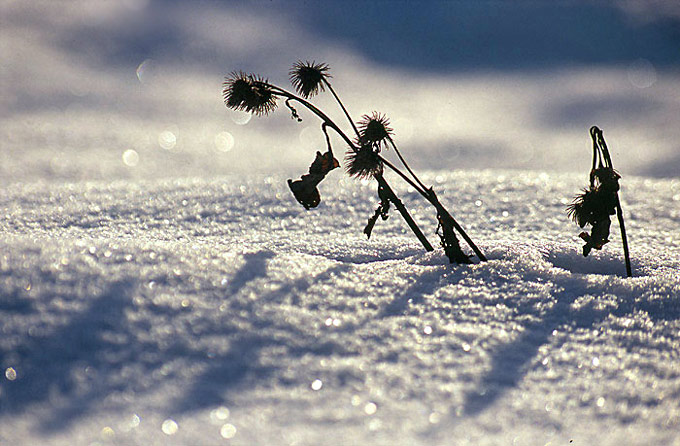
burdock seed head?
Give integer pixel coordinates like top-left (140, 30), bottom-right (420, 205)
top-left (223, 71), bottom-right (278, 116)
top-left (358, 112), bottom-right (393, 150)
top-left (346, 145), bottom-right (383, 179)
top-left (289, 61), bottom-right (331, 98)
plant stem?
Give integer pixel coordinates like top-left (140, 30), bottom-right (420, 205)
top-left (270, 86), bottom-right (434, 253)
top-left (429, 190), bottom-right (488, 262)
top-left (388, 137), bottom-right (429, 194)
top-left (271, 86), bottom-right (355, 149)
top-left (376, 176), bottom-right (434, 252)
top-left (323, 80), bottom-right (361, 140)
top-left (615, 197), bottom-right (633, 278)
top-left (591, 126), bottom-right (632, 278)
top-left (379, 156), bottom-right (487, 261)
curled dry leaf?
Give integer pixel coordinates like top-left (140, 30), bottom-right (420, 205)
top-left (288, 149), bottom-right (340, 209)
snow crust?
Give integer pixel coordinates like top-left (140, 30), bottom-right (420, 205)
top-left (1, 171), bottom-right (679, 445)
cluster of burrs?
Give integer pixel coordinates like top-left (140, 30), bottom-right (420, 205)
top-left (223, 61), bottom-right (486, 264)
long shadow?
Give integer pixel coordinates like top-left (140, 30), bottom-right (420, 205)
top-left (0, 279), bottom-right (143, 432)
top-left (169, 261), bottom-right (350, 414)
top-left (461, 271), bottom-right (680, 416)
top-left (462, 287), bottom-right (581, 415)
top-left (376, 265), bottom-right (468, 319)
top-left (226, 250), bottom-right (275, 296)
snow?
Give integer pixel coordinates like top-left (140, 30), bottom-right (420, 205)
top-left (3, 1), bottom-right (680, 444)
top-left (1, 172), bottom-right (679, 445)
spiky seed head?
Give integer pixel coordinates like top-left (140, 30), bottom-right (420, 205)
top-left (567, 189), bottom-right (596, 228)
top-left (346, 145), bottom-right (383, 179)
top-left (358, 112), bottom-right (393, 150)
top-left (289, 61), bottom-right (331, 98)
top-left (223, 71), bottom-right (278, 116)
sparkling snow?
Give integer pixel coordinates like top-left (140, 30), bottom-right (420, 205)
top-left (1, 172), bottom-right (679, 445)
top-left (2, 1), bottom-right (680, 445)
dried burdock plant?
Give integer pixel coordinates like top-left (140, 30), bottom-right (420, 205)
top-left (223, 61), bottom-right (486, 264)
top-left (568, 126), bottom-right (632, 277)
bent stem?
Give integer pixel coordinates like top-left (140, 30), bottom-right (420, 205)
top-left (590, 126), bottom-right (632, 278)
top-left (271, 85), bottom-right (434, 252)
top-left (388, 137), bottom-right (429, 193)
top-left (270, 82), bottom-right (485, 263)
top-left (323, 80), bottom-right (361, 140)
top-left (378, 155), bottom-right (487, 262)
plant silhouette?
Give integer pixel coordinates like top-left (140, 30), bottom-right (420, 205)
top-left (568, 126), bottom-right (632, 277)
top-left (223, 62), bottom-right (486, 264)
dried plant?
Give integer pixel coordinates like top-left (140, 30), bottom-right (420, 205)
top-left (223, 61), bottom-right (486, 265)
top-left (568, 126), bottom-right (632, 277)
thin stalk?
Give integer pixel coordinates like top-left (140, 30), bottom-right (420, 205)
top-left (388, 136), bottom-right (429, 193)
top-left (321, 122), bottom-right (333, 156)
top-left (323, 80), bottom-right (361, 140)
top-left (378, 156), bottom-right (429, 197)
top-left (271, 85), bottom-right (434, 252)
top-left (378, 155), bottom-right (487, 261)
top-left (591, 126), bottom-right (632, 278)
top-left (271, 86), bottom-right (355, 149)
top-left (377, 177), bottom-right (434, 252)
top-left (615, 197), bottom-right (633, 278)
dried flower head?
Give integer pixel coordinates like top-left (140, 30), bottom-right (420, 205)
top-left (346, 145), bottom-right (383, 179)
top-left (567, 166), bottom-right (620, 257)
top-left (358, 112), bottom-right (393, 150)
top-left (223, 71), bottom-right (278, 115)
top-left (289, 61), bottom-right (331, 98)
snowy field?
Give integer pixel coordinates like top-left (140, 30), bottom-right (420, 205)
top-left (2, 1), bottom-right (680, 445)
top-left (1, 171), bottom-right (679, 445)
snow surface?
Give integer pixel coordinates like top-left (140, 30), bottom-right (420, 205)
top-left (3, 1), bottom-right (680, 444)
top-left (1, 171), bottom-right (679, 445)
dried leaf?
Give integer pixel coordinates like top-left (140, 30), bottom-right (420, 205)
top-left (288, 149), bottom-right (339, 210)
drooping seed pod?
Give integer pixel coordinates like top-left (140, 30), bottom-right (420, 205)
top-left (223, 71), bottom-right (278, 116)
top-left (357, 112), bottom-right (393, 150)
top-left (289, 61), bottom-right (331, 99)
top-left (345, 145), bottom-right (384, 179)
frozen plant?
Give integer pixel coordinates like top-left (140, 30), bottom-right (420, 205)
top-left (567, 126), bottom-right (632, 277)
top-left (222, 61), bottom-right (486, 264)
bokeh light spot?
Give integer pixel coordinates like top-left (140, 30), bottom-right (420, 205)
top-left (161, 419), bottom-right (178, 435)
top-left (122, 149), bottom-right (139, 167)
top-left (5, 367), bottom-right (17, 381)
top-left (158, 131), bottom-right (177, 150)
top-left (210, 406), bottom-right (230, 423)
top-left (627, 58), bottom-right (657, 88)
top-left (220, 423), bottom-right (237, 439)
top-left (364, 402), bottom-right (377, 415)
top-left (231, 110), bottom-right (252, 126)
top-left (215, 132), bottom-right (235, 152)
